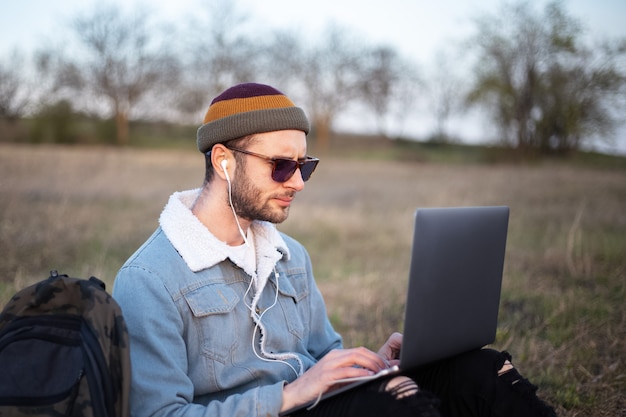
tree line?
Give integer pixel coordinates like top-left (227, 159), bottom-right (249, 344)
top-left (0, 0), bottom-right (624, 154)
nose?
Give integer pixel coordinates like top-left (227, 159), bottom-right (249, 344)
top-left (284, 167), bottom-right (305, 191)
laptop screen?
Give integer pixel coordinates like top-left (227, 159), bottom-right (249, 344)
top-left (399, 206), bottom-right (509, 370)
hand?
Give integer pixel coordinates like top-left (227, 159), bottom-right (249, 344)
top-left (281, 347), bottom-right (387, 412)
top-left (377, 332), bottom-right (403, 367)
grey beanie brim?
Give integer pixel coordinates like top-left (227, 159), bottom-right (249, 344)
top-left (197, 107), bottom-right (310, 153)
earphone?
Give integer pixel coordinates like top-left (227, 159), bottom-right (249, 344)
top-left (245, 268), bottom-right (301, 378)
top-left (218, 154), bottom-right (299, 376)
top-left (221, 157), bottom-right (250, 247)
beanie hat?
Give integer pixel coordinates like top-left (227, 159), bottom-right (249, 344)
top-left (197, 83), bottom-right (310, 153)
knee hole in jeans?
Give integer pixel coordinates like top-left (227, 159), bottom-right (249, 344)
top-left (382, 376), bottom-right (419, 399)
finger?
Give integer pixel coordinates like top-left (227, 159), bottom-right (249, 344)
top-left (344, 347), bottom-right (388, 371)
top-left (388, 332), bottom-right (403, 349)
top-left (324, 348), bottom-right (387, 372)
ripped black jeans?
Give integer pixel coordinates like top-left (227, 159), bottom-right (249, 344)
top-left (290, 349), bottom-right (556, 417)
top-left (407, 349), bottom-right (556, 417)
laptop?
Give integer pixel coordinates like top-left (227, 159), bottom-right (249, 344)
top-left (280, 206), bottom-right (509, 415)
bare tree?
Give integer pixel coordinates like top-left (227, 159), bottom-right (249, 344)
top-left (257, 29), bottom-right (307, 96)
top-left (65, 4), bottom-right (179, 145)
top-left (467, 1), bottom-right (551, 150)
top-left (427, 50), bottom-right (463, 142)
top-left (248, 24), bottom-right (422, 145)
top-left (357, 45), bottom-right (420, 138)
top-left (0, 51), bottom-right (29, 122)
top-left (177, 0), bottom-right (260, 121)
top-left (299, 24), bottom-right (367, 150)
top-left (467, 0), bottom-right (626, 154)
top-left (34, 48), bottom-right (83, 105)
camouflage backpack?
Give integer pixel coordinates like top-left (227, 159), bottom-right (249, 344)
top-left (0, 271), bottom-right (130, 417)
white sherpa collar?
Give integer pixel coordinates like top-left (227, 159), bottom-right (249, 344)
top-left (158, 189), bottom-right (290, 275)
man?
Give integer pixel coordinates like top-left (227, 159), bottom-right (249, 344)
top-left (113, 83), bottom-right (556, 417)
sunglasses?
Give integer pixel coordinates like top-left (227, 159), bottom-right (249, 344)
top-left (226, 146), bottom-right (319, 183)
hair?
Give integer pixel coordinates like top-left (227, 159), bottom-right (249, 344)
top-left (202, 135), bottom-right (257, 185)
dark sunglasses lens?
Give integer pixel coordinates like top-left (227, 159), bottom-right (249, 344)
top-left (299, 160), bottom-right (318, 182)
top-left (272, 159), bottom-right (299, 182)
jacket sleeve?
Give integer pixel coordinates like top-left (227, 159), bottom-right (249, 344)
top-left (113, 265), bottom-right (285, 417)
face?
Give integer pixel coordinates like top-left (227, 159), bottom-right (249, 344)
top-left (229, 130), bottom-right (308, 224)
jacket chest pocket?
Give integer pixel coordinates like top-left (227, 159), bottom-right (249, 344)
top-left (183, 284), bottom-right (241, 364)
top-left (273, 269), bottom-right (309, 341)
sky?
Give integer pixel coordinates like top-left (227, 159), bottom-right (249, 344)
top-left (1, 0), bottom-right (625, 153)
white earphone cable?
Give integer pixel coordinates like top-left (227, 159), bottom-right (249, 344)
top-left (221, 159), bottom-right (300, 377)
top-left (223, 164), bottom-right (250, 247)
top-left (249, 269), bottom-right (300, 378)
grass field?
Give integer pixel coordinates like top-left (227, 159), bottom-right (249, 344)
top-left (1, 143), bottom-right (624, 415)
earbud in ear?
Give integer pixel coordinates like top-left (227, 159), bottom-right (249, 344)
top-left (221, 159), bottom-right (231, 183)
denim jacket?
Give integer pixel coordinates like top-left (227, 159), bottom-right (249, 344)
top-left (113, 190), bottom-right (342, 417)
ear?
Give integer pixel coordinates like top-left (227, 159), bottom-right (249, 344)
top-left (210, 144), bottom-right (231, 180)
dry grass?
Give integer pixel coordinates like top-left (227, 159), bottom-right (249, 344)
top-left (1, 143), bottom-right (624, 416)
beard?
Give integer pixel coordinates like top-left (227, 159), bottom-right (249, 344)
top-left (230, 170), bottom-right (293, 224)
